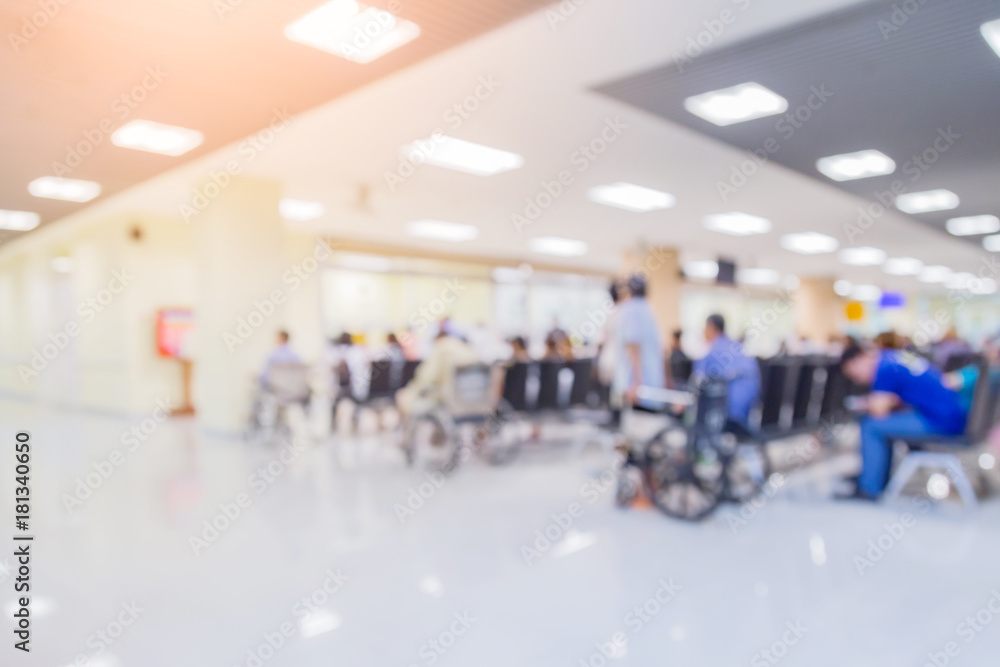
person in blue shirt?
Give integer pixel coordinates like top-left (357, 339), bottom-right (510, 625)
top-left (693, 314), bottom-right (760, 428)
top-left (618, 276), bottom-right (666, 410)
top-left (839, 343), bottom-right (968, 499)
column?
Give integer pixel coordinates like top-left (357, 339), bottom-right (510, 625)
top-left (796, 277), bottom-right (839, 345)
top-left (192, 176), bottom-right (291, 434)
top-left (621, 245), bottom-right (682, 339)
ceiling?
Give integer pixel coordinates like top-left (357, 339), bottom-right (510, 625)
top-left (595, 0), bottom-right (1000, 248)
top-left (0, 0), bottom-right (553, 233)
top-left (2, 0), bottom-right (994, 297)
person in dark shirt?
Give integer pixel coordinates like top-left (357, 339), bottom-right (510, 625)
top-left (839, 343), bottom-right (968, 499)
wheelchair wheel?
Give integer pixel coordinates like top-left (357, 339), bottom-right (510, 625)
top-left (641, 431), bottom-right (722, 521)
top-left (477, 413), bottom-right (524, 466)
top-left (719, 434), bottom-right (771, 503)
top-left (403, 413), bottom-right (460, 471)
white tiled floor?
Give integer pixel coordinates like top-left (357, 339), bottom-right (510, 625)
top-left (3, 399), bottom-right (1000, 666)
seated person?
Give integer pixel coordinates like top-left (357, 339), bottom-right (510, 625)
top-left (395, 329), bottom-right (478, 418)
top-left (261, 330), bottom-right (301, 387)
top-left (508, 336), bottom-right (531, 363)
top-left (692, 314), bottom-right (760, 428)
top-left (839, 343), bottom-right (968, 500)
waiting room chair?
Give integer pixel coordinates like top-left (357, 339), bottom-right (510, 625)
top-left (883, 359), bottom-right (995, 511)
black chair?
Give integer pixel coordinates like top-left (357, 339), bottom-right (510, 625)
top-left (502, 362), bottom-right (531, 411)
top-left (791, 358), bottom-right (821, 428)
top-left (757, 359), bottom-right (788, 436)
top-left (367, 359), bottom-right (394, 400)
top-left (567, 358), bottom-right (593, 407)
top-left (401, 360), bottom-right (420, 387)
top-left (535, 361), bottom-right (563, 410)
top-left (883, 359), bottom-right (996, 510)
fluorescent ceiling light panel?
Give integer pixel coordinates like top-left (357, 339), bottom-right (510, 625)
top-left (280, 198), bottom-right (325, 221)
top-left (780, 232), bottom-right (839, 254)
top-left (285, 0), bottom-right (420, 64)
top-left (0, 209), bottom-right (40, 231)
top-left (894, 189), bottom-right (959, 214)
top-left (738, 268), bottom-right (780, 285)
top-left (111, 120), bottom-right (204, 156)
top-left (982, 18), bottom-right (1000, 58)
top-left (401, 136), bottom-right (523, 176)
top-left (816, 149), bottom-right (895, 181)
top-left (983, 234), bottom-right (1000, 252)
top-left (883, 257), bottom-right (923, 275)
top-left (839, 246), bottom-right (887, 266)
top-left (947, 214), bottom-right (999, 236)
top-left (405, 219), bottom-right (478, 242)
top-left (851, 284), bottom-right (882, 302)
top-left (971, 278), bottom-right (998, 295)
top-left (834, 279), bottom-right (853, 297)
top-left (683, 260), bottom-right (719, 280)
top-left (703, 212), bottom-right (771, 236)
top-left (683, 82), bottom-right (788, 126)
top-left (587, 183), bottom-right (675, 212)
top-left (528, 236), bottom-right (587, 257)
top-left (918, 265), bottom-right (952, 283)
top-left (945, 272), bottom-right (977, 291)
top-left (28, 176), bottom-right (101, 202)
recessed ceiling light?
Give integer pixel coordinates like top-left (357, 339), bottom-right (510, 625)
top-left (918, 265), bottom-right (952, 283)
top-left (838, 246), bottom-right (887, 266)
top-left (405, 219), bottom-right (479, 242)
top-left (815, 149), bottom-right (895, 181)
top-left (894, 189), bottom-right (959, 214)
top-left (111, 120), bottom-right (204, 156)
top-left (683, 260), bottom-right (718, 280)
top-left (983, 234), bottom-right (1000, 252)
top-left (587, 183), bottom-right (675, 212)
top-left (851, 284), bottom-right (882, 302)
top-left (738, 268), bottom-right (780, 285)
top-left (28, 176), bottom-right (101, 202)
top-left (529, 236), bottom-right (587, 257)
top-left (0, 209), bottom-right (40, 231)
top-left (780, 232), bottom-right (838, 254)
top-left (883, 257), bottom-right (923, 275)
top-left (683, 82), bottom-right (788, 126)
top-left (982, 18), bottom-right (1000, 58)
top-left (947, 215), bottom-right (1000, 236)
top-left (280, 198), bottom-right (326, 221)
top-left (51, 256), bottom-right (73, 273)
top-left (401, 136), bottom-right (523, 176)
top-left (834, 279), bottom-right (853, 296)
top-left (703, 212), bottom-right (772, 236)
top-left (285, 0), bottom-right (420, 64)
top-left (971, 278), bottom-right (998, 295)
top-left (945, 272), bottom-right (977, 291)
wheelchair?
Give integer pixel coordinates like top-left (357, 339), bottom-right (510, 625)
top-left (401, 363), bottom-right (526, 471)
top-left (244, 362), bottom-right (311, 445)
top-left (616, 377), bottom-right (772, 521)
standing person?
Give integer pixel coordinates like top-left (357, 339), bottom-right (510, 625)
top-left (617, 276), bottom-right (665, 409)
top-left (693, 314), bottom-right (760, 428)
top-left (838, 343), bottom-right (968, 500)
top-left (667, 328), bottom-right (692, 386)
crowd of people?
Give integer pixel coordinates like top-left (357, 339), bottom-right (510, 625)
top-left (256, 277), bottom-right (996, 503)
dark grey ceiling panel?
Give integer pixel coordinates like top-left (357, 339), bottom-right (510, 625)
top-left (594, 0), bottom-right (1000, 247)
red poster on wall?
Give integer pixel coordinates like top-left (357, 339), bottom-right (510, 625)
top-left (156, 309), bottom-right (194, 359)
